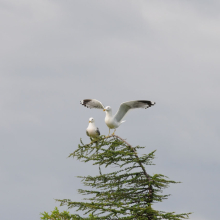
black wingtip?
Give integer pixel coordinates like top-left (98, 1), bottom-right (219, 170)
top-left (80, 99), bottom-right (91, 107)
top-left (138, 100), bottom-right (156, 107)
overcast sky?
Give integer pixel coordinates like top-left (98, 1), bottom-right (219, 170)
top-left (0, 1), bottom-right (220, 219)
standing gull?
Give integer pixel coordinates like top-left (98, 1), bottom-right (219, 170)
top-left (86, 117), bottom-right (100, 140)
top-left (81, 99), bottom-right (156, 135)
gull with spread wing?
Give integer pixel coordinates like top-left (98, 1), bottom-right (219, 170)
top-left (81, 99), bottom-right (156, 136)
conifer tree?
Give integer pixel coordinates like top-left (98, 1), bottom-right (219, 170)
top-left (49, 135), bottom-right (191, 220)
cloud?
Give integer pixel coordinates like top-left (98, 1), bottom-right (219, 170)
top-left (0, 1), bottom-right (219, 219)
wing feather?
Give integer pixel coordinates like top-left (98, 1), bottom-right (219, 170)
top-left (114, 100), bottom-right (156, 122)
top-left (86, 129), bottom-right (89, 136)
top-left (96, 128), bottom-right (100, 136)
top-left (80, 99), bottom-right (105, 109)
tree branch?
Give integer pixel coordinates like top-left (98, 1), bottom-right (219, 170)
top-left (105, 134), bottom-right (153, 212)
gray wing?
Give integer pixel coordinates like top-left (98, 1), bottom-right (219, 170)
top-left (114, 100), bottom-right (156, 122)
top-left (96, 128), bottom-right (100, 136)
top-left (86, 129), bottom-right (89, 136)
top-left (80, 99), bottom-right (105, 109)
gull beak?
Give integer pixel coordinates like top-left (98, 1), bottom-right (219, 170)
top-left (89, 121), bottom-right (91, 123)
top-left (103, 109), bottom-right (106, 111)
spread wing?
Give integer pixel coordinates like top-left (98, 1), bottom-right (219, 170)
top-left (80, 99), bottom-right (105, 109)
top-left (114, 100), bottom-right (156, 122)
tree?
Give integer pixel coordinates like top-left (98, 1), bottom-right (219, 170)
top-left (41, 135), bottom-right (191, 220)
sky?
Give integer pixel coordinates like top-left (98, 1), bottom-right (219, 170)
top-left (0, 0), bottom-right (220, 219)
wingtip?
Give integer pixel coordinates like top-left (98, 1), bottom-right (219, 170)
top-left (80, 99), bottom-right (86, 107)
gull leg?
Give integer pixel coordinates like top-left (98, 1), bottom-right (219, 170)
top-left (105, 128), bottom-right (110, 137)
top-left (88, 137), bottom-right (93, 145)
top-left (112, 129), bottom-right (116, 135)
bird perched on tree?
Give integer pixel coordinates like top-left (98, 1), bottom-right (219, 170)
top-left (81, 99), bottom-right (156, 136)
top-left (86, 117), bottom-right (100, 140)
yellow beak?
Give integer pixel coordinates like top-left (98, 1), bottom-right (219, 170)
top-left (103, 109), bottom-right (106, 111)
top-left (89, 121), bottom-right (91, 123)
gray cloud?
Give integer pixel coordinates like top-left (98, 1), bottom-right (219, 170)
top-left (0, 1), bottom-right (219, 219)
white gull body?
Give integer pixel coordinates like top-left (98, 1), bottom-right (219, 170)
top-left (104, 106), bottom-right (125, 129)
top-left (86, 117), bottom-right (100, 138)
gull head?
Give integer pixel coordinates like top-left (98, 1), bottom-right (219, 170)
top-left (89, 117), bottom-right (95, 123)
top-left (103, 106), bottom-right (111, 112)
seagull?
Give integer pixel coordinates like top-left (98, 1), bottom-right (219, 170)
top-left (86, 117), bottom-right (100, 140)
top-left (81, 99), bottom-right (156, 135)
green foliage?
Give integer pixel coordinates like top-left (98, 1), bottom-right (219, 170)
top-left (40, 207), bottom-right (79, 220)
top-left (41, 135), bottom-right (191, 220)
